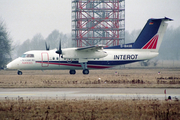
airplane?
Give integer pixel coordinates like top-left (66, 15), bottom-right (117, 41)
top-left (7, 17), bottom-right (172, 75)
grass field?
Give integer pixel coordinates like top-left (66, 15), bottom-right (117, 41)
top-left (0, 68), bottom-right (180, 88)
top-left (0, 68), bottom-right (180, 120)
top-left (0, 98), bottom-right (180, 120)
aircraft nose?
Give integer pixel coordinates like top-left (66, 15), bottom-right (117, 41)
top-left (7, 63), bottom-right (11, 69)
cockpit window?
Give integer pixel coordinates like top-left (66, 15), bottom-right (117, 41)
top-left (21, 54), bottom-right (26, 58)
top-left (21, 54), bottom-right (34, 58)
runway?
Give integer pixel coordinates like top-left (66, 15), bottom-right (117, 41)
top-left (0, 88), bottom-right (180, 100)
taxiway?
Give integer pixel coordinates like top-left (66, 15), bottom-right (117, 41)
top-left (0, 88), bottom-right (179, 100)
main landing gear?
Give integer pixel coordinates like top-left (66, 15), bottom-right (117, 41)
top-left (69, 62), bottom-right (90, 75)
top-left (69, 69), bottom-right (89, 75)
top-left (17, 70), bottom-right (22, 75)
top-left (81, 62), bottom-right (89, 75)
top-left (83, 69), bottom-right (89, 75)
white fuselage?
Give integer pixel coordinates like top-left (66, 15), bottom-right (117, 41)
top-left (7, 48), bottom-right (158, 70)
top-left (6, 17), bottom-right (172, 75)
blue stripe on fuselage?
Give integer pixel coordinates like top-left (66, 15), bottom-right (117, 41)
top-left (36, 60), bottom-right (141, 66)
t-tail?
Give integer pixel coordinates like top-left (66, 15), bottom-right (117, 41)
top-left (132, 17), bottom-right (173, 51)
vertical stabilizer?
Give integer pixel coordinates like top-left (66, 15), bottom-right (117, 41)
top-left (132, 17), bottom-right (173, 51)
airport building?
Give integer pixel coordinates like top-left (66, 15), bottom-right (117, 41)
top-left (72, 0), bottom-right (125, 47)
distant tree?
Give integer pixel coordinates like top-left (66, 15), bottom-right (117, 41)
top-left (16, 39), bottom-right (31, 57)
top-left (158, 26), bottom-right (180, 60)
top-left (46, 30), bottom-right (61, 49)
top-left (30, 33), bottom-right (44, 50)
top-left (125, 29), bottom-right (141, 43)
top-left (16, 34), bottom-right (45, 57)
top-left (15, 30), bottom-right (72, 58)
top-left (46, 30), bottom-right (72, 49)
top-left (0, 21), bottom-right (12, 68)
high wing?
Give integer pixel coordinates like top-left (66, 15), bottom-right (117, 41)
top-left (76, 45), bottom-right (105, 52)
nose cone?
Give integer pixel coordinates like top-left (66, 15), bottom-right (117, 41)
top-left (6, 58), bottom-right (21, 70)
top-left (7, 63), bottom-right (12, 69)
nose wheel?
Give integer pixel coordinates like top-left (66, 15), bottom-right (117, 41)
top-left (69, 70), bottom-right (76, 75)
top-left (17, 71), bottom-right (22, 75)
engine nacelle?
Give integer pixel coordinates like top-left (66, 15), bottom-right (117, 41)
top-left (62, 48), bottom-right (107, 59)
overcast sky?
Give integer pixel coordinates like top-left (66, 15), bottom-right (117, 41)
top-left (0, 0), bottom-right (179, 44)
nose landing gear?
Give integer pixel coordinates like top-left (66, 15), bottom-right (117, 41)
top-left (17, 71), bottom-right (22, 75)
top-left (69, 70), bottom-right (76, 75)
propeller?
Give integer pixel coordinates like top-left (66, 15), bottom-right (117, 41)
top-left (55, 40), bottom-right (63, 65)
top-left (56, 39), bottom-right (62, 55)
top-left (45, 42), bottom-right (50, 51)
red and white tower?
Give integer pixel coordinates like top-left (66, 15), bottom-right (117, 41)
top-left (72, 0), bottom-right (125, 47)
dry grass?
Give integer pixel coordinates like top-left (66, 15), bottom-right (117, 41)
top-left (0, 69), bottom-right (180, 119)
top-left (0, 98), bottom-right (180, 120)
top-left (0, 68), bottom-right (180, 88)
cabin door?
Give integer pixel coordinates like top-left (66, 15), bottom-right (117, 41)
top-left (41, 52), bottom-right (49, 67)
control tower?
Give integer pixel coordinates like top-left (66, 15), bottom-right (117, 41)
top-left (72, 0), bottom-right (125, 47)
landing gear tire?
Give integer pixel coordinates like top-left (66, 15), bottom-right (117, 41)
top-left (69, 70), bottom-right (76, 75)
top-left (83, 69), bottom-right (89, 75)
top-left (17, 71), bottom-right (22, 75)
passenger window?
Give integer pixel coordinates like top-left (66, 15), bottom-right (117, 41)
top-left (53, 57), bottom-right (55, 60)
top-left (56, 57), bottom-right (59, 60)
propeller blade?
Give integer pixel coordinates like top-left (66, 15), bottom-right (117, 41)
top-left (56, 39), bottom-right (62, 55)
top-left (55, 39), bottom-right (62, 66)
top-left (45, 42), bottom-right (50, 50)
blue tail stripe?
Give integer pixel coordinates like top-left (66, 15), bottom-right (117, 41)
top-left (132, 19), bottom-right (162, 49)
